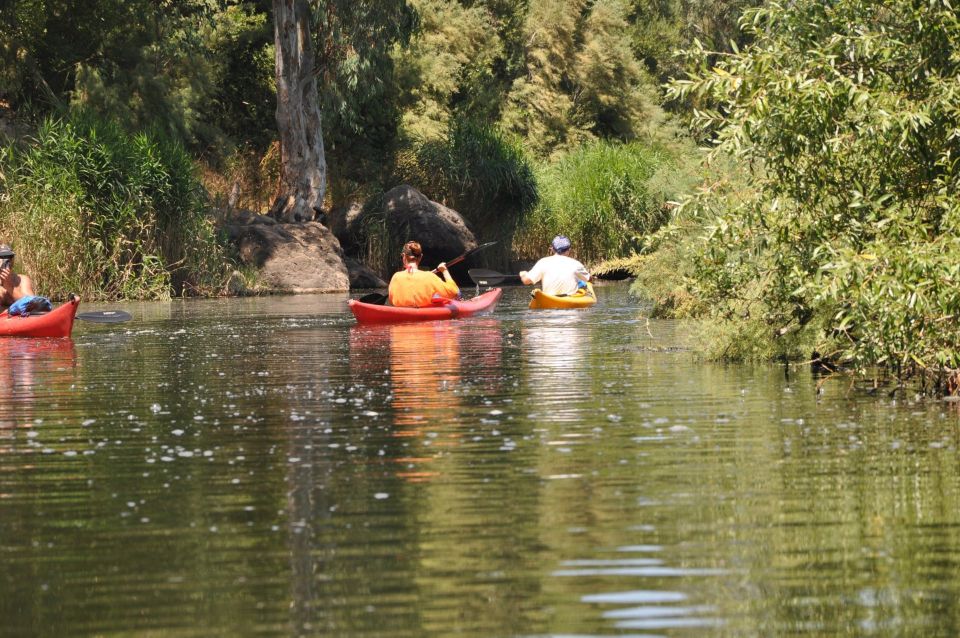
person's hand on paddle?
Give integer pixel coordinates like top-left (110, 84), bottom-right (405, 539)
top-left (436, 262), bottom-right (453, 281)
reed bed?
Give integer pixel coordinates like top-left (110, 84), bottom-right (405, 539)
top-left (0, 112), bottom-right (231, 300)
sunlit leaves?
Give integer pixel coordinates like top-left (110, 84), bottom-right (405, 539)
top-left (668, 0), bottom-right (960, 383)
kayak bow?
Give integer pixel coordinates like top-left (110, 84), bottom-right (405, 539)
top-left (0, 296), bottom-right (80, 337)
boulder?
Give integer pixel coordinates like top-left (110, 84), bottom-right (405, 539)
top-left (326, 201), bottom-right (364, 253)
top-left (381, 185), bottom-right (477, 269)
top-left (227, 221), bottom-right (350, 293)
top-left (344, 257), bottom-right (386, 289)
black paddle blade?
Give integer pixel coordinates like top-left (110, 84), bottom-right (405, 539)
top-left (76, 310), bottom-right (133, 323)
top-left (358, 293), bottom-right (388, 305)
top-left (468, 268), bottom-right (523, 286)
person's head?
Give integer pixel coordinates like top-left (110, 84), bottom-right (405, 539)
top-left (0, 244), bottom-right (14, 271)
top-left (551, 235), bottom-right (571, 255)
top-left (401, 241), bottom-right (423, 266)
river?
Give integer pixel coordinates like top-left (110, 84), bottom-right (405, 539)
top-left (3, 282), bottom-right (960, 636)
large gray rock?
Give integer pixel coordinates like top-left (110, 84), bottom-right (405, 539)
top-left (326, 201), bottom-right (364, 253)
top-left (381, 185), bottom-right (477, 269)
top-left (344, 257), bottom-right (386, 289)
top-left (227, 221), bottom-right (350, 293)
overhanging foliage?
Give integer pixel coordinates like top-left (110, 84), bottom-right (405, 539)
top-left (667, 0), bottom-right (960, 384)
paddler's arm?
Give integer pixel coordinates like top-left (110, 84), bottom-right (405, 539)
top-left (435, 262), bottom-right (459, 297)
top-left (519, 271), bottom-right (534, 285)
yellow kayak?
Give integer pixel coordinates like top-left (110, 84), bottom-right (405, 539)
top-left (529, 282), bottom-right (597, 309)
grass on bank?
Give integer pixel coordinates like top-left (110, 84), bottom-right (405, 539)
top-left (517, 140), bottom-right (699, 266)
top-left (0, 111), bottom-right (232, 300)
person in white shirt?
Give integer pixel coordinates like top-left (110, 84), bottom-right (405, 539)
top-left (519, 235), bottom-right (590, 296)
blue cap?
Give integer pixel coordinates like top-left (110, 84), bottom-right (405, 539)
top-left (551, 235), bottom-right (571, 253)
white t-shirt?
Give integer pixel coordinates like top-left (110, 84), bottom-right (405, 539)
top-left (525, 254), bottom-right (590, 296)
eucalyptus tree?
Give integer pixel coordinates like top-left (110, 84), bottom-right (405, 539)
top-left (271, 0), bottom-right (416, 215)
top-left (270, 0), bottom-right (326, 222)
top-left (668, 0), bottom-right (960, 385)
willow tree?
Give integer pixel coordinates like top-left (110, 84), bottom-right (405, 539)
top-left (501, 0), bottom-right (657, 158)
top-left (271, 0), bottom-right (326, 222)
top-left (668, 0), bottom-right (960, 384)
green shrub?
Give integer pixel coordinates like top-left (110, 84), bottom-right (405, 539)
top-left (516, 140), bottom-right (680, 265)
top-left (665, 0), bottom-right (960, 389)
top-left (0, 111), bottom-right (231, 300)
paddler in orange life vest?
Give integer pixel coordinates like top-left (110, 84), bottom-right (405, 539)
top-left (388, 240), bottom-right (460, 307)
top-left (0, 244), bottom-right (36, 312)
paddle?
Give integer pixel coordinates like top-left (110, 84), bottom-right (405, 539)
top-left (468, 268), bottom-right (523, 286)
top-left (76, 310), bottom-right (133, 323)
top-left (440, 241), bottom-right (497, 270)
top-left (357, 241), bottom-right (498, 305)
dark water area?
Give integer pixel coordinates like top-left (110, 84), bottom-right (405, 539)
top-left (3, 282), bottom-right (960, 636)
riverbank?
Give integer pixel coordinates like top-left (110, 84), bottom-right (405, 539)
top-left (0, 112), bottom-right (694, 301)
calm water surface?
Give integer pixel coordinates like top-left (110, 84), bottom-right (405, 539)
top-left (3, 282), bottom-right (960, 637)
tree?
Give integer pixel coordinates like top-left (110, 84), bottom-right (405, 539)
top-left (0, 1), bottom-right (234, 150)
top-left (270, 0), bottom-right (326, 222)
top-left (270, 0), bottom-right (418, 207)
top-left (667, 0), bottom-right (960, 384)
top-left (313, 0), bottom-right (416, 198)
top-left (393, 0), bottom-right (502, 140)
top-left (500, 0), bottom-right (660, 158)
top-left (500, 0), bottom-right (590, 156)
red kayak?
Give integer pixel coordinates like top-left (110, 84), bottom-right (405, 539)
top-left (0, 296), bottom-right (80, 337)
top-left (348, 288), bottom-right (502, 324)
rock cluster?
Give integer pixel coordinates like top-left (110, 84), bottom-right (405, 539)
top-left (224, 185), bottom-right (478, 294)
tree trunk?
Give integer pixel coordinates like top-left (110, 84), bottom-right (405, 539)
top-left (271, 0), bottom-right (327, 223)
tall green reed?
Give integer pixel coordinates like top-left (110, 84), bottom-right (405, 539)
top-left (0, 111), bottom-right (230, 300)
top-left (515, 141), bottom-right (678, 265)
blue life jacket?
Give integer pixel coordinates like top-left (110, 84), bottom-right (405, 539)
top-left (8, 295), bottom-right (52, 316)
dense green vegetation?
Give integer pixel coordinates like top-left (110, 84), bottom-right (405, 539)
top-left (625, 0), bottom-right (960, 389)
top-left (0, 112), bottom-right (229, 299)
top-left (0, 0), bottom-right (746, 297)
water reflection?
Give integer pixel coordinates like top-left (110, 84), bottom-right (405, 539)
top-left (522, 313), bottom-right (592, 426)
top-left (388, 322), bottom-right (463, 431)
top-left (349, 319), bottom-right (505, 482)
top-left (0, 337), bottom-right (76, 432)
top-left (9, 286), bottom-right (960, 636)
